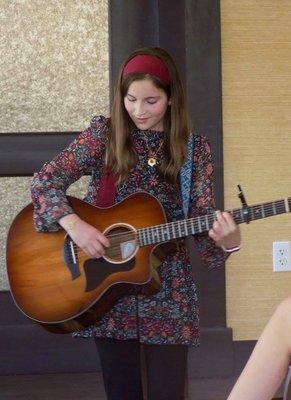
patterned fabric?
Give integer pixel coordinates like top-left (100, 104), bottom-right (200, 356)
top-left (180, 133), bottom-right (195, 218)
top-left (31, 115), bottom-right (227, 346)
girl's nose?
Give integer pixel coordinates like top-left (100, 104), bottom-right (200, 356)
top-left (135, 102), bottom-right (146, 116)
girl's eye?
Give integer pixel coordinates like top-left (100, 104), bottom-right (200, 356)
top-left (147, 101), bottom-right (157, 105)
top-left (127, 97), bottom-right (136, 102)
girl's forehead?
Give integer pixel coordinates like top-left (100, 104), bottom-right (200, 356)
top-left (126, 79), bottom-right (165, 96)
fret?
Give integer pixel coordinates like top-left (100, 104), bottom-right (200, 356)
top-left (157, 226), bottom-right (162, 241)
top-left (158, 226), bottom-right (163, 241)
top-left (199, 215), bottom-right (208, 232)
top-left (160, 225), bottom-right (168, 242)
top-left (147, 227), bottom-right (152, 244)
top-left (159, 225), bottom-right (165, 242)
top-left (207, 212), bottom-right (213, 225)
top-left (141, 229), bottom-right (147, 246)
top-left (190, 218), bottom-right (196, 235)
top-left (145, 229), bottom-right (149, 245)
top-left (207, 213), bottom-right (215, 228)
top-left (146, 229), bottom-right (150, 245)
top-left (251, 205), bottom-right (263, 220)
top-left (230, 209), bottom-right (241, 224)
top-left (137, 231), bottom-right (142, 246)
top-left (139, 230), bottom-right (145, 246)
top-left (162, 225), bottom-right (170, 241)
top-left (274, 200), bottom-right (281, 215)
top-left (183, 220), bottom-right (189, 236)
top-left (277, 200), bottom-right (287, 215)
top-left (237, 209), bottom-right (244, 223)
top-left (240, 207), bottom-right (244, 221)
top-left (194, 218), bottom-right (200, 234)
top-left (166, 224), bottom-right (171, 239)
top-left (263, 202), bottom-right (271, 217)
top-left (178, 221), bottom-right (182, 237)
top-left (205, 215), bottom-right (209, 230)
top-left (261, 204), bottom-right (265, 218)
top-left (156, 226), bottom-right (161, 241)
top-left (272, 202), bottom-right (277, 215)
top-left (285, 198), bottom-right (290, 213)
top-left (197, 216), bottom-right (202, 232)
top-left (171, 222), bottom-right (177, 239)
top-left (149, 226), bottom-right (155, 244)
top-left (147, 228), bottom-right (151, 245)
top-left (177, 220), bottom-right (187, 237)
top-left (265, 202), bottom-right (271, 217)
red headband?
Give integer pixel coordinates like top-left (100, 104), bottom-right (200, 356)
top-left (122, 54), bottom-right (171, 86)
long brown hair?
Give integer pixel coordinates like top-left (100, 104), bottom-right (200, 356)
top-left (106, 47), bottom-right (191, 184)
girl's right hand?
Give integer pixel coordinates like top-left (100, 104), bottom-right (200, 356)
top-left (59, 214), bottom-right (110, 258)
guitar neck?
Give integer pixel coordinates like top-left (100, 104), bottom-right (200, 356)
top-left (138, 197), bottom-right (291, 247)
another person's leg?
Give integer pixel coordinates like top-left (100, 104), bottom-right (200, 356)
top-left (227, 296), bottom-right (291, 400)
top-left (144, 343), bottom-right (188, 400)
top-left (95, 338), bottom-right (144, 400)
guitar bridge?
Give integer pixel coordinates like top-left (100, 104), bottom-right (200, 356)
top-left (63, 235), bottom-right (81, 280)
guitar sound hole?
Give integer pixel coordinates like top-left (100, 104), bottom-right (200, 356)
top-left (104, 224), bottom-right (138, 264)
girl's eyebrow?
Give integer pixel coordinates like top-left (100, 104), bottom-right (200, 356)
top-left (145, 96), bottom-right (160, 100)
top-left (126, 93), bottom-right (160, 100)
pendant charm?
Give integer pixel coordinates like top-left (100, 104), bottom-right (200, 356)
top-left (148, 157), bottom-right (157, 167)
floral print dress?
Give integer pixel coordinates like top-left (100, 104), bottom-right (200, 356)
top-left (31, 115), bottom-right (226, 346)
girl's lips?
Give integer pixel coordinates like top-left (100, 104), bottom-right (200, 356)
top-left (136, 117), bottom-right (148, 123)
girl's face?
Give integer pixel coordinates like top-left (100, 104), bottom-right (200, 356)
top-left (124, 79), bottom-right (170, 132)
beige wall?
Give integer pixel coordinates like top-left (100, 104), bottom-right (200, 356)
top-left (0, 0), bottom-right (109, 132)
top-left (0, 1), bottom-right (109, 290)
top-left (222, 1), bottom-right (291, 340)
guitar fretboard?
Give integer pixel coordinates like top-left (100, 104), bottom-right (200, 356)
top-left (137, 197), bottom-right (291, 247)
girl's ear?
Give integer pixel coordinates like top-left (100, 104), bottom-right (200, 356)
top-left (168, 98), bottom-right (172, 106)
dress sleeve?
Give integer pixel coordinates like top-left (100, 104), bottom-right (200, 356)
top-left (31, 115), bottom-right (108, 232)
top-left (188, 135), bottom-right (228, 270)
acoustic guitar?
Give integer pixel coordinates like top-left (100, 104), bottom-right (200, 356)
top-left (6, 192), bottom-right (291, 333)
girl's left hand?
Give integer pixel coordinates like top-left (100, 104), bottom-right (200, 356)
top-left (208, 210), bottom-right (241, 251)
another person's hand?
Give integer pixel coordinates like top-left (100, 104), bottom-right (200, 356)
top-left (59, 214), bottom-right (109, 258)
top-left (208, 211), bottom-right (241, 252)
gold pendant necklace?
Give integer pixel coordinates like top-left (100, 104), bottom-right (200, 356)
top-left (142, 133), bottom-right (164, 167)
top-left (148, 157), bottom-right (157, 167)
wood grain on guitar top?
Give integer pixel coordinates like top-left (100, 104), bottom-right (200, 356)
top-left (6, 193), bottom-right (166, 333)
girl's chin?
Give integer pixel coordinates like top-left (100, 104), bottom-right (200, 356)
top-left (134, 120), bottom-right (163, 131)
top-left (135, 122), bottom-right (151, 130)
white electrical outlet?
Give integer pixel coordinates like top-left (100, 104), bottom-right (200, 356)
top-left (273, 241), bottom-right (291, 272)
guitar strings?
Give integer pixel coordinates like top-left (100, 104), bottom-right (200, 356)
top-left (99, 201), bottom-right (287, 244)
top-left (74, 201), bottom-right (287, 256)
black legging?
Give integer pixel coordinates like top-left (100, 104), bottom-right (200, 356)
top-left (95, 338), bottom-right (188, 400)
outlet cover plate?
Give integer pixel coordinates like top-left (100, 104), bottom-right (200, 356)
top-left (273, 241), bottom-right (291, 272)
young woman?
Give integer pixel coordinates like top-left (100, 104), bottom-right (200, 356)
top-left (227, 295), bottom-right (291, 400)
top-left (31, 47), bottom-right (241, 400)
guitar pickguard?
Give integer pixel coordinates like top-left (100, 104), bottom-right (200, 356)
top-left (84, 257), bottom-right (135, 292)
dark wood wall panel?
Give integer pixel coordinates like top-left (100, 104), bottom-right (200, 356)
top-left (185, 0), bottom-right (225, 327)
top-left (0, 133), bottom-right (77, 176)
top-left (186, 0), bottom-right (223, 205)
